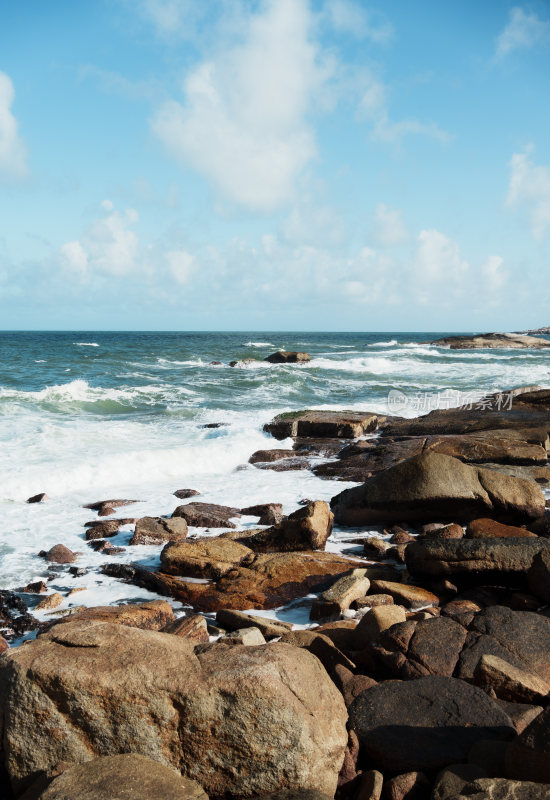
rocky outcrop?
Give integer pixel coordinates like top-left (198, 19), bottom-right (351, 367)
top-left (0, 620), bottom-right (347, 798)
top-left (27, 492), bottom-right (49, 503)
top-left (51, 600), bottom-right (175, 631)
top-left (430, 333), bottom-right (550, 349)
top-left (406, 538), bottom-right (550, 583)
top-left (172, 502), bottom-right (241, 529)
top-left (235, 502), bottom-right (333, 553)
top-left (331, 452), bottom-right (545, 526)
top-left (241, 503), bottom-right (284, 525)
top-left (264, 351), bottom-right (311, 363)
top-left (130, 516), bottom-right (188, 545)
top-left (264, 410), bottom-right (380, 440)
top-left (35, 754), bottom-right (208, 800)
top-left (161, 538), bottom-right (255, 579)
top-left (40, 543), bottom-right (77, 564)
top-left (349, 675), bottom-right (514, 773)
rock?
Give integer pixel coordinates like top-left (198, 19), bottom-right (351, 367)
top-left (363, 537), bottom-right (392, 558)
top-left (235, 501), bottom-right (333, 553)
top-left (430, 332), bottom-right (550, 349)
top-left (27, 492), bottom-right (48, 504)
top-left (130, 516), bottom-right (188, 545)
top-left (251, 457), bottom-right (311, 472)
top-left (406, 538), bottom-right (550, 582)
top-left (215, 609), bottom-right (292, 638)
top-left (0, 590), bottom-right (37, 640)
top-left (35, 593), bottom-right (63, 611)
top-left (332, 664), bottom-right (377, 708)
top-left (315, 620), bottom-right (357, 651)
top-left (0, 635), bottom-right (9, 654)
top-left (172, 502), bottom-right (241, 529)
top-left (310, 569), bottom-right (371, 620)
top-left (249, 450), bottom-right (300, 463)
top-left (466, 518), bottom-right (536, 539)
top-left (368, 580), bottom-right (439, 609)
top-left (41, 544), bottom-right (77, 564)
top-left (23, 580), bottom-right (47, 594)
top-left (371, 615), bottom-right (468, 679)
top-left (331, 453), bottom-right (546, 526)
top-left (173, 488), bottom-right (201, 499)
top-left (467, 739), bottom-right (508, 777)
top-left (506, 705), bottom-right (550, 782)
top-left (241, 503), bottom-right (284, 525)
top-left (85, 520), bottom-right (132, 540)
top-left (0, 620), bottom-right (347, 798)
top-left (264, 410), bottom-right (380, 440)
top-left (456, 606), bottom-right (550, 684)
top-left (431, 765), bottom-right (489, 800)
top-left (264, 351), bottom-right (311, 363)
top-left (223, 626), bottom-right (266, 646)
top-left (450, 778), bottom-right (550, 799)
top-left (278, 630), bottom-right (355, 675)
top-left (527, 549), bottom-right (550, 602)
top-left (52, 600), bottom-right (175, 631)
top-left (83, 499), bottom-right (138, 516)
top-left (418, 522), bottom-right (464, 540)
top-left (162, 614), bottom-right (209, 642)
top-left (349, 675), bottom-right (515, 773)
top-left (496, 701), bottom-right (543, 735)
top-left (88, 540), bottom-right (124, 554)
top-left (104, 551), bottom-right (366, 612)
top-left (356, 770), bottom-right (383, 800)
top-left (354, 604), bottom-right (407, 644)
top-left (474, 654), bottom-right (550, 704)
top-left (352, 594), bottom-right (394, 610)
top-left (35, 754), bottom-right (207, 800)
top-left (161, 538), bottom-right (255, 579)
top-left (383, 772), bottom-right (430, 800)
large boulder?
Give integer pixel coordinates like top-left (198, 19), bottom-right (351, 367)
top-left (235, 501), bottom-right (333, 552)
top-left (349, 676), bottom-right (515, 773)
top-left (265, 351), bottom-right (311, 363)
top-left (172, 503), bottom-right (241, 529)
top-left (331, 453), bottom-right (545, 526)
top-left (160, 538), bottom-right (255, 579)
top-left (264, 410), bottom-right (380, 440)
top-left (50, 600), bottom-right (175, 631)
top-left (130, 516), bottom-right (188, 545)
top-left (36, 754), bottom-right (207, 800)
top-left (0, 620), bottom-right (347, 798)
top-left (406, 538), bottom-right (550, 583)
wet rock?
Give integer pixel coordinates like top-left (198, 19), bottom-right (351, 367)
top-left (0, 620), bottom-right (347, 798)
top-left (161, 537), bottom-right (255, 579)
top-left (130, 516), bottom-right (188, 545)
top-left (35, 754), bottom-right (208, 800)
top-left (264, 410), bottom-right (380, 440)
top-left (215, 609), bottom-right (292, 638)
top-left (265, 351), bottom-right (311, 363)
top-left (172, 502), bottom-right (241, 529)
top-left (83, 499), bottom-right (138, 516)
top-left (310, 569), bottom-right (371, 620)
top-left (173, 488), bottom-right (201, 499)
top-left (252, 456), bottom-right (311, 471)
top-left (35, 592), bottom-right (63, 611)
top-left (406, 538), bottom-right (550, 583)
top-left (22, 580), bottom-right (47, 594)
top-left (331, 452), bottom-right (546, 526)
top-left (27, 492), bottom-right (48, 503)
top-left (473, 654), bottom-right (550, 704)
top-left (349, 675), bottom-right (515, 773)
top-left (41, 544), bottom-right (77, 564)
top-left (85, 520), bottom-right (130, 540)
top-left (235, 501), bottom-right (333, 553)
top-left (88, 540), bottom-right (125, 554)
top-left (249, 450), bottom-right (299, 463)
top-left (162, 614), bottom-right (209, 642)
top-left (0, 591), bottom-right (34, 643)
top-left (466, 518), bottom-right (536, 538)
top-left (52, 600), bottom-right (175, 631)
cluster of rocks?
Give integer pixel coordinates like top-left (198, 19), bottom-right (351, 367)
top-left (429, 332), bottom-right (550, 349)
top-left (5, 388), bottom-right (550, 798)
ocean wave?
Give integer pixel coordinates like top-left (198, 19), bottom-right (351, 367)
top-left (368, 339), bottom-right (398, 347)
top-left (306, 356), bottom-right (396, 374)
top-left (157, 358), bottom-right (205, 367)
top-left (243, 341), bottom-right (274, 347)
top-left (74, 342), bottom-right (99, 347)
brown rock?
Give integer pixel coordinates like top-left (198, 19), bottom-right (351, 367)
top-left (83, 499), bottom-right (138, 516)
top-left (172, 502), bottom-right (241, 529)
top-left (162, 614), bottom-right (209, 642)
top-left (363, 537), bottom-right (391, 558)
top-left (241, 503), bottom-right (284, 525)
top-left (27, 492), bottom-right (49, 503)
top-left (264, 410), bottom-right (380, 440)
top-left (332, 664), bottom-right (377, 708)
top-left (265, 351), bottom-right (311, 363)
top-left (215, 609), bottom-right (292, 638)
top-left (161, 537), bottom-right (255, 579)
top-left (310, 569), bottom-right (370, 620)
top-left (315, 620), bottom-right (358, 652)
top-left (0, 635), bottom-right (8, 654)
top-left (352, 594), bottom-right (394, 610)
top-left (173, 488), bottom-right (201, 499)
top-left (23, 580), bottom-right (47, 594)
top-left (130, 516), bottom-right (188, 545)
top-left (448, 777), bottom-right (550, 799)
top-left (354, 605), bottom-right (407, 645)
top-left (0, 621), bottom-right (347, 798)
top-left (528, 549), bottom-right (550, 602)
top-left (357, 770), bottom-right (384, 800)
top-left (42, 544), bottom-right (76, 564)
top-left (35, 754), bottom-right (207, 800)
top-left (249, 450), bottom-right (300, 463)
top-left (467, 518), bottom-right (536, 538)
top-left (506, 705), bottom-right (550, 782)
top-left (369, 580), bottom-right (439, 609)
top-left (474, 654), bottom-right (550, 704)
top-left (35, 593), bottom-right (63, 611)
top-left (235, 501), bottom-right (333, 553)
top-left (53, 600), bottom-right (175, 631)
top-left (383, 772), bottom-right (429, 800)
top-left (418, 522), bottom-right (464, 540)
top-left (278, 630), bottom-right (355, 675)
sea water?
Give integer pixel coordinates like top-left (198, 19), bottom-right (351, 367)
top-left (1, 331), bottom-right (549, 625)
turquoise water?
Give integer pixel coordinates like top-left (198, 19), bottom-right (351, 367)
top-left (1, 330), bottom-right (549, 615)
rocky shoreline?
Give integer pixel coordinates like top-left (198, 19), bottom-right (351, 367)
top-left (3, 389), bottom-right (550, 798)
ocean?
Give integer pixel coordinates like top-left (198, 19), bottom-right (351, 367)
top-left (2, 330), bottom-right (550, 626)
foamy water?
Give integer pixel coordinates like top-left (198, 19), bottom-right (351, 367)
top-left (1, 330), bottom-right (549, 627)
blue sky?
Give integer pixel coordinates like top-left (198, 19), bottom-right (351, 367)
top-left (1, 0), bottom-right (549, 331)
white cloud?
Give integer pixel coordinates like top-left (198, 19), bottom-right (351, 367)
top-left (358, 73), bottom-right (450, 144)
top-left (166, 249), bottom-right (194, 284)
top-left (151, 0), bottom-right (327, 212)
top-left (372, 203), bottom-right (409, 247)
top-left (132, 0), bottom-right (207, 38)
top-left (496, 7), bottom-right (550, 58)
top-left (413, 229), bottom-right (469, 287)
top-left (324, 0), bottom-right (393, 43)
top-left (0, 72), bottom-right (27, 180)
top-left (60, 203), bottom-right (140, 278)
top-left (482, 255), bottom-right (506, 292)
top-left (507, 147), bottom-right (550, 240)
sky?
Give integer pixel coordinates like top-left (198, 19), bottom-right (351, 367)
top-left (1, 0), bottom-right (549, 331)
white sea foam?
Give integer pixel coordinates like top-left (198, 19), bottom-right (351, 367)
top-left (307, 356), bottom-right (396, 374)
top-left (74, 342), bottom-right (99, 347)
top-left (243, 341), bottom-right (274, 347)
top-left (368, 339), bottom-right (398, 347)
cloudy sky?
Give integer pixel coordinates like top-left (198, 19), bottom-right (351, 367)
top-left (1, 1), bottom-right (549, 331)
